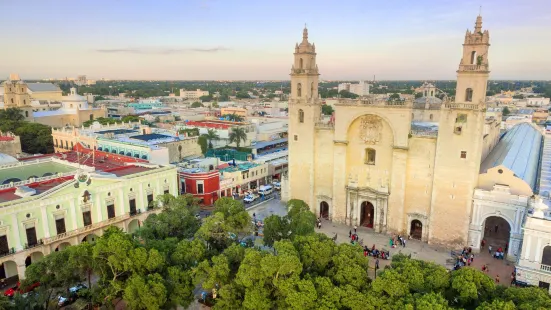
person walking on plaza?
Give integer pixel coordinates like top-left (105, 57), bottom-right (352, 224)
top-left (349, 230), bottom-right (352, 238)
top-left (488, 245), bottom-right (492, 254)
top-left (402, 239), bottom-right (406, 248)
top-left (354, 225), bottom-right (357, 234)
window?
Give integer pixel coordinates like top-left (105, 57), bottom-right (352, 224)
top-left (429, 114), bottom-right (433, 121)
top-left (23, 99), bottom-right (26, 105)
top-left (181, 181), bottom-right (186, 194)
top-left (164, 189), bottom-right (169, 194)
top-left (294, 135), bottom-right (298, 141)
top-left (197, 183), bottom-right (204, 194)
top-left (26, 227), bottom-right (38, 247)
top-left (55, 218), bottom-right (66, 235)
top-left (10, 98), bottom-right (13, 104)
top-left (107, 204), bottom-right (116, 219)
top-left (465, 88), bottom-right (473, 102)
top-left (55, 139), bottom-right (58, 147)
top-left (470, 51), bottom-right (477, 64)
top-left (0, 235), bottom-right (9, 255)
top-left (297, 83), bottom-right (302, 97)
top-left (311, 82), bottom-right (314, 98)
top-left (365, 148), bottom-right (376, 165)
top-left (83, 211), bottom-right (92, 226)
top-left (129, 199), bottom-right (137, 215)
top-left (299, 109), bottom-right (304, 123)
top-left (299, 58), bottom-right (303, 69)
top-left (460, 151), bottom-right (467, 159)
top-left (21, 88), bottom-right (24, 92)
top-left (25, 111), bottom-right (28, 117)
top-left (147, 194), bottom-right (154, 208)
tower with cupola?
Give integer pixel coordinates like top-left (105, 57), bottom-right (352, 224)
top-left (288, 27), bottom-right (321, 208)
top-left (3, 74), bottom-right (34, 121)
top-left (429, 15), bottom-right (490, 247)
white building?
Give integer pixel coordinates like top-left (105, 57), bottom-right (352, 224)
top-left (179, 89), bottom-right (209, 100)
top-left (337, 81), bottom-right (370, 96)
top-left (527, 97), bottom-right (550, 107)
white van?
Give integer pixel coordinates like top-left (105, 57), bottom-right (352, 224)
top-left (258, 185), bottom-right (273, 195)
top-left (273, 182), bottom-right (281, 190)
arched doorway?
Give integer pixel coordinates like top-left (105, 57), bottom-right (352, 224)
top-left (320, 201), bottom-right (329, 220)
top-left (0, 260), bottom-right (17, 279)
top-left (360, 201), bottom-right (374, 228)
top-left (410, 220), bottom-right (422, 240)
top-left (482, 216), bottom-right (511, 250)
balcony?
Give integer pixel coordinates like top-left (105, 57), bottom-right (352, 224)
top-left (24, 239), bottom-right (44, 250)
top-left (459, 64), bottom-right (489, 72)
top-left (540, 264), bottom-right (551, 273)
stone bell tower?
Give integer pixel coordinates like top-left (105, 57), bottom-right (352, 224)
top-left (3, 74), bottom-right (34, 121)
top-left (288, 26), bottom-right (321, 208)
top-left (429, 15), bottom-right (490, 248)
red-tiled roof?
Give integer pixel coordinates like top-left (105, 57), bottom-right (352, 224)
top-left (54, 143), bottom-right (148, 171)
top-left (0, 136), bottom-right (14, 142)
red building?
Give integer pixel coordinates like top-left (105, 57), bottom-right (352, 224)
top-left (179, 170), bottom-right (220, 205)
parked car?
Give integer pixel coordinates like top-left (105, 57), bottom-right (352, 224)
top-left (4, 281), bottom-right (40, 297)
top-left (258, 185), bottom-right (273, 195)
top-left (243, 194), bottom-right (259, 203)
top-left (273, 182), bottom-right (281, 190)
top-left (58, 283), bottom-right (88, 307)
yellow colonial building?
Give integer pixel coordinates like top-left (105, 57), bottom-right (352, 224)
top-left (288, 16), bottom-right (500, 248)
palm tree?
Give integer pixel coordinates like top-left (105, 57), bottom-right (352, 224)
top-left (204, 129), bottom-right (220, 149)
top-left (228, 127), bottom-right (247, 148)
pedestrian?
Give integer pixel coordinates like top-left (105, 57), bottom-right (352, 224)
top-left (511, 272), bottom-right (516, 285)
top-left (375, 258), bottom-right (380, 270)
top-left (488, 245), bottom-right (492, 254)
top-left (495, 275), bottom-right (500, 284)
top-left (505, 242), bottom-right (509, 253)
top-left (349, 230), bottom-right (352, 238)
top-left (402, 239), bottom-right (406, 247)
top-left (470, 253), bottom-right (474, 262)
top-left (481, 239), bottom-right (486, 248)
top-left (318, 220), bottom-right (322, 229)
top-left (253, 213), bottom-right (256, 218)
top-left (354, 225), bottom-right (357, 233)
top-left (495, 224), bottom-right (499, 233)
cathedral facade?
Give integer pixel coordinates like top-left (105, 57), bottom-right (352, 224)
top-left (288, 16), bottom-right (498, 248)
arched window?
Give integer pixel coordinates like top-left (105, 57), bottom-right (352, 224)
top-left (23, 99), bottom-right (26, 105)
top-left (465, 88), bottom-right (473, 102)
top-left (21, 88), bottom-right (24, 92)
top-left (89, 114), bottom-right (94, 121)
top-left (542, 246), bottom-right (551, 265)
top-left (299, 58), bottom-right (303, 69)
top-left (470, 51), bottom-right (477, 64)
top-left (25, 111), bottom-right (28, 117)
top-left (429, 114), bottom-right (433, 121)
top-left (365, 148), bottom-right (376, 165)
top-left (430, 90), bottom-right (434, 97)
top-left (55, 139), bottom-right (58, 147)
top-left (298, 109), bottom-right (304, 123)
top-left (311, 82), bottom-right (314, 98)
top-left (71, 142), bottom-right (74, 149)
top-left (10, 98), bottom-right (14, 104)
top-left (297, 83), bottom-right (302, 97)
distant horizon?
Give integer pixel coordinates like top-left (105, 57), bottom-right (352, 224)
top-left (4, 79), bottom-right (550, 83)
top-left (2, 0), bottom-right (550, 80)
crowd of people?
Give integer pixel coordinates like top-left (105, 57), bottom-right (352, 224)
top-left (452, 247), bottom-right (475, 270)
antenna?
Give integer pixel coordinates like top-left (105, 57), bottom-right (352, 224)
top-left (479, 6), bottom-right (482, 16)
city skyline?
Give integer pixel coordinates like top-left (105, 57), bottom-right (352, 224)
top-left (1, 0), bottom-right (550, 80)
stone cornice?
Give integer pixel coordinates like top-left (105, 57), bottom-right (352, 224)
top-left (333, 140), bottom-right (348, 145)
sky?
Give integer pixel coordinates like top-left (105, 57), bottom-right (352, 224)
top-left (1, 0), bottom-right (550, 80)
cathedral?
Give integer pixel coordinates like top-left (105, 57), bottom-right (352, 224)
top-left (288, 15), bottom-right (503, 248)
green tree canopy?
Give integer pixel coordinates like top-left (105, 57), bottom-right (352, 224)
top-left (191, 101), bottom-right (204, 108)
top-left (321, 104), bottom-right (334, 115)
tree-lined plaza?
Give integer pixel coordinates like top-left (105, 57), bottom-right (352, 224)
top-left (3, 195), bottom-right (551, 309)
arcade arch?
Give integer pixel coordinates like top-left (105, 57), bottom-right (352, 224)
top-left (482, 216), bottom-right (511, 249)
top-left (128, 219), bottom-right (140, 234)
top-left (410, 220), bottom-right (423, 240)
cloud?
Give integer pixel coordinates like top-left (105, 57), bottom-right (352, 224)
top-left (95, 47), bottom-right (230, 55)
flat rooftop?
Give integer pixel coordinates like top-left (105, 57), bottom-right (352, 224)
top-left (251, 138), bottom-right (288, 150)
top-left (0, 161), bottom-right (76, 185)
top-left (219, 162), bottom-right (260, 173)
top-left (130, 133), bottom-right (176, 142)
top-left (96, 129), bottom-right (137, 135)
